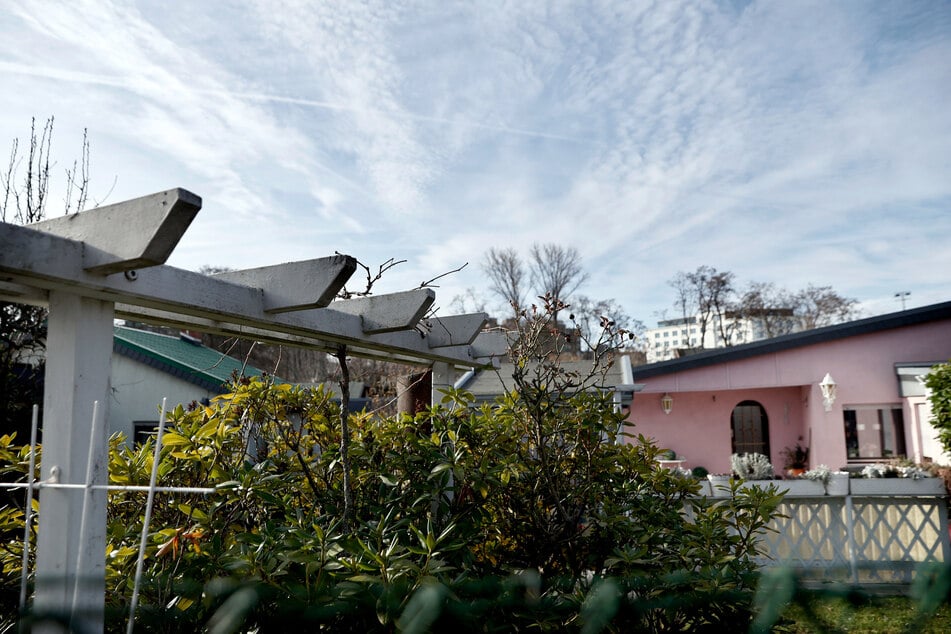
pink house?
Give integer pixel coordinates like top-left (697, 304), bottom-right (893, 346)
top-left (627, 301), bottom-right (951, 475)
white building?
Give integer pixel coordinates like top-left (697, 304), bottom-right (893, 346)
top-left (645, 309), bottom-right (797, 363)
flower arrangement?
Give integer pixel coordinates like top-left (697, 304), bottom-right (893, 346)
top-left (802, 464), bottom-right (832, 486)
top-left (861, 463), bottom-right (932, 480)
top-left (730, 452), bottom-right (774, 480)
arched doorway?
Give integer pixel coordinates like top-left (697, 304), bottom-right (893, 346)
top-left (731, 400), bottom-right (770, 456)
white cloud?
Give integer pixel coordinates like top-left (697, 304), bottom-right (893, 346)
top-left (1, 0), bottom-right (948, 323)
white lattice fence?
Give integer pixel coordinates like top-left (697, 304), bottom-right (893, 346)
top-left (756, 494), bottom-right (950, 584)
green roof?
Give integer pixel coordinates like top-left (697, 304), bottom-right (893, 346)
top-left (113, 326), bottom-right (273, 393)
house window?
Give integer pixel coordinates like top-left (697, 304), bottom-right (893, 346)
top-left (843, 405), bottom-right (905, 460)
top-left (731, 400), bottom-right (770, 456)
top-left (133, 420), bottom-right (160, 444)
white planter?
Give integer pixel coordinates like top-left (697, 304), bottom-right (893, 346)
top-left (704, 475), bottom-right (733, 497)
top-left (827, 473), bottom-right (850, 496)
top-left (774, 473), bottom-right (849, 497)
top-left (849, 477), bottom-right (947, 496)
top-left (774, 479), bottom-right (826, 497)
top-left (702, 474), bottom-right (852, 498)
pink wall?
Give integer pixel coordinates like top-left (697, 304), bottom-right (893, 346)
top-left (627, 319), bottom-right (951, 473)
top-left (628, 387), bottom-right (804, 475)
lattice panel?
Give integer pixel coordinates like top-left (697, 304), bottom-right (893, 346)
top-left (850, 497), bottom-right (948, 583)
top-left (755, 495), bottom-right (950, 585)
top-left (757, 497), bottom-right (851, 581)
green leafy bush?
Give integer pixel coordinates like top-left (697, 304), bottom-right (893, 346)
top-left (1, 377), bottom-right (784, 632)
top-left (925, 360), bottom-right (951, 457)
top-left (2, 299), bottom-right (784, 631)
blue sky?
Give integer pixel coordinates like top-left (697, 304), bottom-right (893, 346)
top-left (2, 1), bottom-right (949, 327)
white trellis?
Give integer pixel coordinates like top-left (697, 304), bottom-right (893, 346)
top-left (0, 188), bottom-right (506, 631)
top-left (756, 494), bottom-right (950, 585)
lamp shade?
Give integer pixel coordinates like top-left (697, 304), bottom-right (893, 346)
top-left (661, 393), bottom-right (673, 415)
top-left (819, 373), bottom-right (837, 412)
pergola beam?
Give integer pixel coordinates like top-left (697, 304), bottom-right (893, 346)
top-left (27, 188), bottom-right (200, 275)
top-left (0, 224), bottom-right (466, 362)
top-left (112, 304), bottom-right (493, 367)
top-left (212, 255), bottom-right (357, 313)
top-left (330, 288), bottom-right (434, 334)
top-left (423, 313), bottom-right (488, 348)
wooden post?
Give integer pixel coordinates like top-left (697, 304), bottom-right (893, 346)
top-left (431, 362), bottom-right (454, 406)
top-left (33, 291), bottom-right (114, 631)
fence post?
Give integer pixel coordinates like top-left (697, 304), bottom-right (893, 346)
top-left (844, 494), bottom-right (859, 584)
top-left (33, 290), bottom-right (114, 632)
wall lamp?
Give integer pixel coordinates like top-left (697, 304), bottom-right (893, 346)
top-left (660, 393), bottom-right (673, 415)
top-left (819, 373), bottom-right (837, 412)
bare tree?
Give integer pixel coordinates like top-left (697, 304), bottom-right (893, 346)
top-left (735, 282), bottom-right (798, 339)
top-left (705, 269), bottom-right (737, 345)
top-left (669, 271), bottom-right (694, 326)
top-left (670, 267), bottom-right (859, 347)
top-left (669, 266), bottom-right (719, 348)
top-left (1, 116), bottom-right (90, 439)
top-left (793, 284), bottom-right (858, 330)
top-left (482, 247), bottom-right (527, 316)
top-left (529, 243), bottom-right (588, 323)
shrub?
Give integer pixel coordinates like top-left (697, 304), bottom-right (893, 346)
top-left (1, 298), bottom-right (783, 631)
top-left (924, 360), bottom-right (951, 456)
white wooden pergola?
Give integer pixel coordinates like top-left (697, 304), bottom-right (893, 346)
top-left (0, 188), bottom-right (506, 630)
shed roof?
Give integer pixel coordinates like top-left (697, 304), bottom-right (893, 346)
top-left (462, 354), bottom-right (641, 403)
top-left (113, 326), bottom-right (272, 393)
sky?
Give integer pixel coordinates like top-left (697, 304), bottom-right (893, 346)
top-left (1, 0), bottom-right (949, 330)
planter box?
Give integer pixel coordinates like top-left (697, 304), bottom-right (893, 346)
top-left (774, 473), bottom-right (849, 497)
top-left (702, 474), bottom-right (850, 498)
top-left (703, 475), bottom-right (733, 497)
top-left (849, 477), bottom-right (947, 496)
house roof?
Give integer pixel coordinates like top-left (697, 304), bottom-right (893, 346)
top-left (632, 300), bottom-right (951, 380)
top-left (461, 354), bottom-right (642, 404)
top-left (113, 326), bottom-right (272, 393)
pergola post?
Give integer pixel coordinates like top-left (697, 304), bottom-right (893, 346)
top-left (33, 291), bottom-right (114, 630)
top-left (431, 362), bottom-right (454, 405)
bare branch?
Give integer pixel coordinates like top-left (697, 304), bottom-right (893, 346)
top-left (418, 261), bottom-right (467, 289)
top-left (335, 253), bottom-right (406, 299)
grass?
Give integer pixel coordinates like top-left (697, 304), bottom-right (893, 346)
top-left (774, 595), bottom-right (951, 633)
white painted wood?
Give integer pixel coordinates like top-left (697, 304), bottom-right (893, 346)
top-left (330, 288), bottom-right (434, 334)
top-left (0, 280), bottom-right (47, 305)
top-left (28, 189), bottom-right (201, 275)
top-left (33, 291), bottom-right (114, 631)
top-left (213, 255), bottom-right (356, 313)
top-left (431, 361), bottom-right (455, 404)
top-left (466, 331), bottom-right (510, 359)
top-left (423, 313), bottom-right (487, 348)
top-left (111, 305), bottom-right (487, 367)
top-left (0, 225), bottom-right (489, 365)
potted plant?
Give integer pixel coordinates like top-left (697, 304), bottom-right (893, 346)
top-left (850, 462), bottom-right (946, 495)
top-left (703, 453), bottom-right (775, 497)
top-left (780, 442), bottom-right (809, 477)
top-left (730, 452), bottom-right (774, 480)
